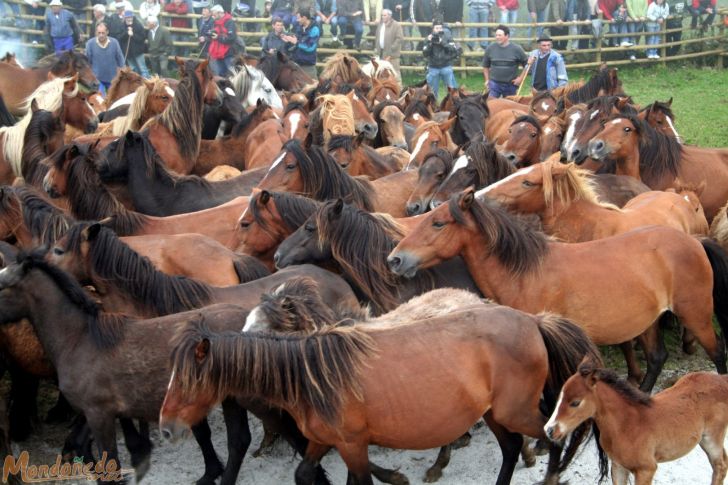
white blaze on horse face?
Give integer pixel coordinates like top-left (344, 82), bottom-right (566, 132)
top-left (544, 390), bottom-right (566, 436)
top-left (610, 118), bottom-right (624, 125)
top-left (242, 307), bottom-right (265, 332)
top-left (544, 126), bottom-right (553, 135)
top-left (166, 369), bottom-right (176, 392)
top-left (665, 115), bottom-right (682, 143)
top-left (409, 131), bottom-right (430, 164)
top-left (541, 101), bottom-right (549, 112)
top-left (224, 87), bottom-right (235, 97)
top-left (109, 92), bottom-right (137, 110)
top-left (476, 164), bottom-right (537, 199)
top-left (441, 154), bottom-right (469, 185)
top-left (268, 151), bottom-right (286, 173)
top-left (288, 112), bottom-right (301, 139)
top-left (563, 111), bottom-right (582, 153)
top-left (412, 113), bottom-right (421, 121)
top-left (589, 109), bottom-right (600, 121)
top-left (165, 86), bottom-right (175, 97)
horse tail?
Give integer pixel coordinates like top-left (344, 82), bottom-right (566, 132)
top-left (232, 253), bottom-right (271, 284)
top-left (0, 95), bottom-right (15, 128)
top-left (700, 237), bottom-right (728, 349)
top-left (537, 313), bottom-right (603, 473)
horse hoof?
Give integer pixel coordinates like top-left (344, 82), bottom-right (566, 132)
top-left (452, 432), bottom-right (471, 449)
top-left (196, 462), bottom-right (224, 485)
top-left (682, 340), bottom-right (698, 355)
top-left (423, 467), bottom-right (442, 483)
top-left (389, 471), bottom-right (410, 485)
top-left (196, 476), bottom-right (219, 485)
top-left (133, 455), bottom-right (151, 482)
top-left (533, 438), bottom-right (550, 456)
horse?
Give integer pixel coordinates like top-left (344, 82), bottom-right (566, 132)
top-left (161, 290), bottom-right (602, 485)
top-left (275, 198), bottom-right (482, 314)
top-left (0, 76), bottom-right (98, 184)
top-left (371, 101), bottom-right (407, 149)
top-left (0, 52), bottom-right (22, 68)
top-left (638, 98), bottom-right (681, 142)
top-left (256, 140), bottom-right (418, 217)
top-left (95, 77), bottom-right (173, 137)
top-left (429, 140), bottom-right (514, 210)
top-left (229, 63), bottom-right (283, 110)
top-left (258, 51), bottom-right (314, 92)
top-left (564, 65), bottom-right (624, 105)
top-left (361, 57), bottom-right (398, 81)
top-left (545, 359), bottom-right (728, 485)
top-left (327, 134), bottom-right (404, 179)
top-left (282, 101), bottom-right (310, 142)
top-left (368, 77), bottom-right (400, 104)
top-left (142, 58), bottom-right (219, 175)
top-left (319, 52), bottom-right (371, 92)
top-left (586, 113), bottom-right (728, 221)
top-left (402, 86), bottom-right (436, 125)
top-left (450, 94), bottom-right (490, 146)
top-left (104, 66), bottom-right (144, 110)
top-left (20, 100), bottom-right (66, 187)
top-left (98, 131), bottom-right (264, 216)
top-left (527, 90), bottom-right (561, 122)
top-left (388, 188), bottom-right (728, 391)
top-left (407, 119), bottom-right (457, 169)
top-left (499, 114), bottom-right (544, 168)
top-left (202, 78), bottom-right (244, 140)
top-left (405, 148), bottom-right (456, 216)
top-left (0, 50), bottom-right (99, 116)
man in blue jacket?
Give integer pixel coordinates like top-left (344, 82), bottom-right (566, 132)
top-left (45, 0), bottom-right (81, 55)
top-left (528, 36), bottom-right (568, 92)
top-left (289, 9), bottom-right (320, 78)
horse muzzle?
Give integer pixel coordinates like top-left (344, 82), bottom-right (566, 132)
top-left (387, 251), bottom-right (420, 279)
top-left (85, 117), bottom-right (100, 134)
top-left (159, 418), bottom-right (191, 444)
top-left (357, 122), bottom-right (379, 140)
top-left (405, 200), bottom-right (426, 217)
top-left (587, 139), bottom-right (608, 161)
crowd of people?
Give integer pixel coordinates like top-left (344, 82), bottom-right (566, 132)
top-left (0, 0), bottom-right (718, 95)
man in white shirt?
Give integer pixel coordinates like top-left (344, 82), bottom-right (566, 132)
top-left (374, 8), bottom-right (403, 79)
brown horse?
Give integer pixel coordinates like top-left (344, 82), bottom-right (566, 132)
top-left (281, 100), bottom-right (310, 142)
top-left (161, 291), bottom-right (601, 485)
top-left (257, 51), bottom-right (314, 92)
top-left (256, 140), bottom-right (417, 217)
top-left (545, 359), bottom-right (728, 485)
top-left (368, 77), bottom-right (400, 104)
top-left (319, 52), bottom-right (372, 91)
top-left (388, 188), bottom-right (728, 391)
top-left (638, 98), bottom-right (681, 142)
top-left (407, 119), bottom-right (457, 169)
top-left (405, 148), bottom-right (456, 216)
top-left (104, 67), bottom-right (144, 110)
top-left (587, 113), bottom-right (728, 221)
top-left (372, 101), bottom-right (407, 149)
top-left (95, 77), bottom-right (173, 137)
top-left (327, 134), bottom-right (403, 179)
top-left (21, 100), bottom-right (67, 187)
top-left (498, 114), bottom-right (543, 168)
top-left (0, 51), bottom-right (99, 116)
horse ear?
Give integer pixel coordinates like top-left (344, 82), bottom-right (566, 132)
top-left (30, 99), bottom-right (39, 113)
top-left (194, 338), bottom-right (210, 364)
top-left (82, 223), bottom-right (102, 242)
top-left (260, 190), bottom-right (271, 205)
top-left (439, 116), bottom-right (456, 132)
top-left (577, 356), bottom-right (600, 386)
top-left (175, 56), bottom-right (185, 72)
top-left (143, 78), bottom-right (155, 91)
top-left (304, 132), bottom-right (313, 149)
top-left (616, 97), bottom-right (630, 110)
top-left (458, 187), bottom-right (476, 210)
top-left (330, 199), bottom-right (344, 218)
top-left (198, 59), bottom-right (210, 72)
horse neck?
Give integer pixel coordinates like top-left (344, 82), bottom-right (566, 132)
top-left (543, 197), bottom-right (608, 242)
top-left (591, 381), bottom-right (646, 453)
top-left (613, 141), bottom-right (642, 181)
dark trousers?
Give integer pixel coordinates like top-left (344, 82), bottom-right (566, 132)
top-left (687, 5), bottom-right (715, 28)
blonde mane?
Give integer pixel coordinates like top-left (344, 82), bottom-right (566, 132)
top-left (540, 159), bottom-right (617, 210)
top-left (107, 77), bottom-right (169, 136)
top-left (320, 53), bottom-right (363, 84)
top-left (318, 94), bottom-right (355, 145)
top-left (0, 77), bottom-right (78, 176)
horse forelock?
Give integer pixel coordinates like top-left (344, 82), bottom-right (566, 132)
top-left (258, 276), bottom-right (338, 332)
top-left (465, 140), bottom-right (514, 187)
top-left (541, 161), bottom-right (603, 209)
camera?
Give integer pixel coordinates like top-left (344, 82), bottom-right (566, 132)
top-left (431, 33), bottom-right (442, 43)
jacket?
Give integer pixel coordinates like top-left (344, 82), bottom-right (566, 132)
top-left (198, 15), bottom-right (214, 41)
top-left (691, 0), bottom-right (715, 8)
top-left (337, 0), bottom-right (363, 16)
top-left (374, 18), bottom-right (403, 58)
top-left (164, 1), bottom-right (191, 29)
top-left (431, 0), bottom-right (463, 22)
top-left (261, 31), bottom-right (292, 53)
top-left (497, 0), bottom-right (519, 11)
top-left (209, 13), bottom-right (237, 60)
top-left (646, 1), bottom-right (669, 23)
top-left (45, 9), bottom-right (80, 43)
top-left (625, 0), bottom-right (647, 17)
top-left (422, 28), bottom-right (460, 68)
top-left (529, 49), bottom-right (568, 90)
top-left (597, 0), bottom-right (622, 19)
top-left (117, 18), bottom-right (147, 58)
top-left (147, 24), bottom-right (172, 56)
top-left (291, 22), bottom-right (320, 66)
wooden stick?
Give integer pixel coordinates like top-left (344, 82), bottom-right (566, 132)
top-left (516, 60), bottom-right (533, 97)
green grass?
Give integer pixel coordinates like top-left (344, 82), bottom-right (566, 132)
top-left (403, 65), bottom-right (728, 147)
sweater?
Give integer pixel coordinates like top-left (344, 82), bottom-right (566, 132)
top-left (625, 0), bottom-right (647, 18)
top-left (291, 22), bottom-right (319, 66)
top-left (164, 1), bottom-right (191, 28)
top-left (646, 1), bottom-right (669, 22)
top-left (85, 36), bottom-right (125, 83)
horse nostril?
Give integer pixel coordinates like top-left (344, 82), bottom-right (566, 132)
top-left (273, 252), bottom-right (281, 265)
top-left (571, 148), bottom-right (582, 160)
top-left (594, 141), bottom-right (604, 152)
top-left (161, 428), bottom-right (173, 441)
top-left (406, 202), bottom-right (421, 216)
top-left (506, 153), bottom-right (517, 162)
top-left (387, 255), bottom-right (401, 270)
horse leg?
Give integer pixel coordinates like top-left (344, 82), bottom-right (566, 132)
top-left (542, 440), bottom-right (565, 485)
top-left (636, 321), bottom-right (668, 393)
top-left (520, 437), bottom-right (536, 467)
top-left (61, 414), bottom-right (95, 463)
top-left (119, 418), bottom-right (153, 482)
top-left (191, 418), bottom-right (224, 485)
top-left (369, 462), bottom-right (410, 485)
top-left (620, 341), bottom-right (644, 385)
top-left (295, 442), bottom-right (331, 485)
top-left (45, 391), bottom-right (76, 424)
top-left (423, 445), bottom-right (450, 482)
top-left (484, 412), bottom-right (523, 485)
top-left (699, 426), bottom-right (728, 485)
top-left (8, 368), bottom-right (38, 441)
top-left (611, 461), bottom-right (631, 485)
top-left (85, 411), bottom-right (123, 482)
top-left (252, 423), bottom-right (279, 457)
top-left (219, 398), bottom-right (251, 485)
top-left (633, 466), bottom-right (657, 485)
top-left (339, 443), bottom-right (374, 485)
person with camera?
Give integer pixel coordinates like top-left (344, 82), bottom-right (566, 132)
top-left (208, 4), bottom-right (239, 76)
top-left (422, 19), bottom-right (461, 98)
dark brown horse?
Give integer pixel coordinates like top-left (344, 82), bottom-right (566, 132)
top-left (258, 51), bottom-right (315, 92)
top-left (21, 100), bottom-right (66, 187)
top-left (327, 134), bottom-right (402, 179)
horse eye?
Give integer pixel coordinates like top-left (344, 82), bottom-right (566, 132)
top-left (264, 88), bottom-right (272, 93)
top-left (522, 180), bottom-right (534, 188)
top-left (304, 224), bottom-right (315, 232)
top-left (432, 220), bottom-right (447, 229)
top-left (569, 400), bottom-right (581, 408)
top-left (657, 120), bottom-right (663, 124)
top-left (508, 128), bottom-right (512, 134)
top-left (530, 133), bottom-right (537, 138)
top-left (624, 127), bottom-right (632, 132)
top-left (53, 247), bottom-right (65, 256)
top-left (285, 164), bottom-right (296, 171)
top-left (239, 220), bottom-right (251, 229)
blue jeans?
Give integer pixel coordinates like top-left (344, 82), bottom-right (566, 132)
top-left (468, 5), bottom-right (490, 48)
top-left (646, 22), bottom-right (660, 56)
top-left (487, 79), bottom-right (517, 98)
top-left (272, 10), bottom-right (296, 28)
top-left (336, 15), bottom-right (363, 47)
top-left (211, 56), bottom-right (234, 76)
top-left (317, 15), bottom-right (338, 36)
top-left (426, 65), bottom-right (457, 99)
top-left (527, 9), bottom-right (547, 39)
top-left (127, 53), bottom-right (150, 78)
top-left (499, 9), bottom-right (518, 36)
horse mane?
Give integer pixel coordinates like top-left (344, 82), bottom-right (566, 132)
top-left (403, 97), bottom-right (434, 120)
top-left (318, 94), bottom-right (355, 145)
top-left (284, 140), bottom-right (375, 211)
top-left (255, 277), bottom-right (341, 332)
top-left (258, 53), bottom-right (281, 83)
top-left (328, 134), bottom-right (395, 175)
top-left (539, 160), bottom-right (614, 210)
top-left (283, 101), bottom-right (308, 117)
top-left (567, 68), bottom-right (620, 104)
top-left (105, 67), bottom-right (141, 107)
top-left (17, 251), bottom-right (127, 349)
top-left (14, 186), bottom-right (73, 246)
top-left (464, 140), bottom-right (515, 187)
top-left (368, 78), bottom-right (400, 104)
top-left (450, 195), bottom-right (548, 276)
top-left (578, 360), bottom-right (652, 406)
top-left (150, 62), bottom-right (204, 163)
top-left (640, 99), bottom-right (676, 122)
top-left (37, 51), bottom-right (91, 76)
top-left (250, 190), bottom-right (321, 232)
top-left (169, 317), bottom-right (376, 425)
top-left (21, 106), bottom-right (64, 184)
top-left (585, 96), bottom-right (637, 116)
top-left (231, 99), bottom-right (270, 138)
top-left (320, 53), bottom-right (363, 84)
top-left (63, 221), bottom-right (213, 315)
top-left (112, 77), bottom-right (168, 135)
top-left (550, 80), bottom-right (585, 99)
top-left (626, 114), bottom-right (683, 186)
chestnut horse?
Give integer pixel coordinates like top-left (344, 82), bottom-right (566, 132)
top-left (257, 51), bottom-right (314, 92)
top-left (161, 293), bottom-right (601, 485)
top-left (95, 77), bottom-right (173, 137)
top-left (104, 66), bottom-right (144, 110)
top-left (388, 188), bottom-right (728, 391)
top-left (407, 119), bottom-right (457, 169)
top-left (282, 101), bottom-right (310, 142)
top-left (638, 98), bottom-right (681, 142)
top-left (327, 134), bottom-right (403, 179)
top-left (371, 101), bottom-right (407, 150)
top-left (405, 148), bottom-right (456, 216)
top-left (545, 359), bottom-right (728, 485)
top-left (498, 114), bottom-right (544, 168)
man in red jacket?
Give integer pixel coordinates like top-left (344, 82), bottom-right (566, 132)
top-left (687, 0), bottom-right (715, 29)
top-left (208, 4), bottom-right (239, 76)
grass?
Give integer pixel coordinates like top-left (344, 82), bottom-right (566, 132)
top-left (403, 65), bottom-right (728, 147)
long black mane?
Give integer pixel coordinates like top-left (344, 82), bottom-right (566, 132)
top-left (7, 186), bottom-right (72, 246)
top-left (21, 106), bottom-right (65, 185)
top-left (567, 67), bottom-right (623, 104)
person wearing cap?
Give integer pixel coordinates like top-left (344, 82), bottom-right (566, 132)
top-left (85, 21), bottom-right (125, 94)
top-left (147, 15), bottom-right (172, 75)
top-left (208, 4), bottom-right (238, 75)
top-left (118, 10), bottom-right (150, 77)
top-left (107, 1), bottom-right (128, 41)
top-left (527, 35), bottom-right (567, 92)
top-left (44, 0), bottom-right (81, 55)
top-left (482, 24), bottom-right (529, 98)
top-left (422, 19), bottom-right (461, 98)
top-left (288, 9), bottom-right (320, 78)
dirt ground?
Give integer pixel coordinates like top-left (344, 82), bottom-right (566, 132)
top-left (7, 337), bottom-right (723, 485)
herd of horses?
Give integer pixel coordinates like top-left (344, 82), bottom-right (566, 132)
top-left (0, 47), bottom-right (727, 485)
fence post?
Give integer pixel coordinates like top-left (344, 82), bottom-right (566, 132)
top-left (595, 14), bottom-right (603, 65)
top-left (660, 17), bottom-right (666, 64)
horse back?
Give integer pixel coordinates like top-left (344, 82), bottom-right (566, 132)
top-left (679, 145), bottom-right (728, 222)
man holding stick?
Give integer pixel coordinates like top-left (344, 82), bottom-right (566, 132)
top-left (482, 24), bottom-right (531, 98)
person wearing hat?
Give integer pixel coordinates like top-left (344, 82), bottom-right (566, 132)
top-left (85, 21), bottom-right (125, 94)
top-left (107, 1), bottom-right (128, 41)
top-left (44, 0), bottom-right (81, 55)
top-left (208, 4), bottom-right (238, 76)
top-left (118, 10), bottom-right (150, 77)
top-left (527, 36), bottom-right (567, 92)
top-left (422, 18), bottom-right (461, 98)
top-left (90, 4), bottom-right (110, 38)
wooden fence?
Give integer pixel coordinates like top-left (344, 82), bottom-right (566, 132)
top-left (0, 0), bottom-right (726, 74)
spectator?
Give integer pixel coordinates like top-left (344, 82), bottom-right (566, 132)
top-left (527, 36), bottom-right (567, 91)
top-left (192, 0), bottom-right (211, 14)
top-left (597, 0), bottom-right (622, 46)
top-left (482, 24), bottom-right (529, 98)
top-left (85, 22), bottom-right (125, 94)
top-left (289, 9), bottom-right (320, 78)
top-left (165, 0), bottom-right (191, 55)
top-left (294, 0), bottom-right (316, 17)
top-left (261, 16), bottom-right (294, 54)
top-left (645, 0), bottom-right (667, 58)
top-left (497, 0), bottom-right (519, 37)
top-left (22, 0), bottom-right (45, 33)
top-left (336, 0), bottom-right (364, 50)
top-left (107, 2), bottom-right (128, 40)
top-left (63, 0), bottom-right (87, 19)
top-left (410, 0), bottom-right (432, 43)
top-left (197, 6), bottom-right (214, 56)
top-left (422, 19), bottom-right (460, 98)
top-left (90, 4), bottom-right (109, 37)
top-left (315, 0), bottom-right (338, 40)
top-left (208, 4), bottom-right (238, 76)
top-left (548, 0), bottom-right (567, 49)
top-left (432, 0), bottom-right (463, 41)
top-left (147, 15), bottom-right (171, 75)
top-left (272, 0), bottom-right (295, 27)
top-left (384, 0), bottom-right (410, 52)
top-left (118, 10), bottom-right (149, 77)
top-left (527, 0), bottom-right (550, 40)
top-left (374, 8), bottom-right (403, 79)
top-left (466, 0), bottom-right (492, 51)
top-left (139, 0), bottom-right (161, 22)
top-left (45, 0), bottom-right (81, 55)
top-left (665, 0), bottom-right (683, 55)
top-left (687, 0), bottom-right (715, 29)
top-left (625, 0), bottom-right (647, 60)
